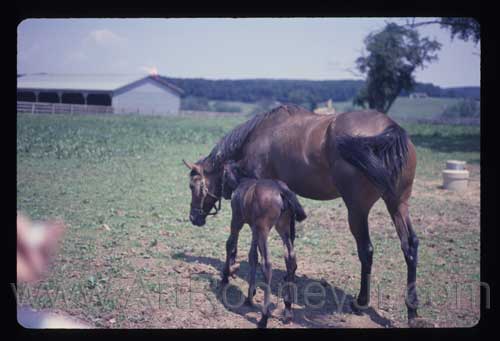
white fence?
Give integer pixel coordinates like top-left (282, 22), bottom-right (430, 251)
top-left (17, 101), bottom-right (114, 115)
top-left (17, 102), bottom-right (248, 117)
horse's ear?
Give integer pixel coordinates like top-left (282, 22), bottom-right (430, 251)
top-left (182, 159), bottom-right (195, 170)
top-left (184, 160), bottom-right (203, 176)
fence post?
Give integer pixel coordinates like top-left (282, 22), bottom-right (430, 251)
top-left (52, 104), bottom-right (55, 114)
top-left (70, 105), bottom-right (73, 115)
top-left (31, 103), bottom-right (35, 114)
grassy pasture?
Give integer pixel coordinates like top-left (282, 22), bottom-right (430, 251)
top-left (16, 112), bottom-right (480, 328)
top-left (333, 96), bottom-right (466, 120)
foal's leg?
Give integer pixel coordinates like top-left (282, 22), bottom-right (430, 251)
top-left (222, 216), bottom-right (244, 285)
top-left (256, 227), bottom-right (272, 328)
top-left (385, 199), bottom-right (420, 322)
top-left (275, 212), bottom-right (297, 323)
top-left (245, 230), bottom-right (259, 306)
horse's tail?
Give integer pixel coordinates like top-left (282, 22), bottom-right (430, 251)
top-left (278, 182), bottom-right (307, 243)
top-left (335, 124), bottom-right (409, 198)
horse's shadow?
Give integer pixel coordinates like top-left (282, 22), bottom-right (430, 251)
top-left (179, 253), bottom-right (393, 328)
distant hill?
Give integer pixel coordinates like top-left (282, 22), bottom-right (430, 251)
top-left (441, 87), bottom-right (480, 100)
top-left (161, 76), bottom-right (480, 107)
top-left (161, 77), bottom-right (365, 107)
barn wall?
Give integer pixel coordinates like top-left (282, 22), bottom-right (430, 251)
top-left (112, 79), bottom-right (180, 115)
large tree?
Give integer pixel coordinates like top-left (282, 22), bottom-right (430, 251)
top-left (407, 17), bottom-right (480, 44)
top-left (353, 23), bottom-right (441, 113)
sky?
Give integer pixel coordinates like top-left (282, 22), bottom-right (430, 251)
top-left (17, 18), bottom-right (480, 88)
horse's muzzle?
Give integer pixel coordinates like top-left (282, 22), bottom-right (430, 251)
top-left (189, 212), bottom-right (206, 226)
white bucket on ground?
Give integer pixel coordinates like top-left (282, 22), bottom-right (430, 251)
top-left (446, 160), bottom-right (466, 170)
top-left (442, 169), bottom-right (469, 191)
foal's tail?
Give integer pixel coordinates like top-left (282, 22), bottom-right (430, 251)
top-left (335, 123), bottom-right (409, 198)
top-left (278, 182), bottom-right (307, 243)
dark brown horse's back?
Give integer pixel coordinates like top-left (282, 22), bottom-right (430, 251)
top-left (333, 110), bottom-right (396, 136)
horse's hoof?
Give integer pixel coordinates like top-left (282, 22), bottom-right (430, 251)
top-left (220, 277), bottom-right (229, 287)
top-left (350, 300), bottom-right (366, 316)
top-left (257, 316), bottom-right (269, 328)
top-left (408, 317), bottom-right (436, 328)
top-left (408, 309), bottom-right (419, 320)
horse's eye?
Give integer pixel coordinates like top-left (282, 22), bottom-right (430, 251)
top-left (189, 183), bottom-right (194, 190)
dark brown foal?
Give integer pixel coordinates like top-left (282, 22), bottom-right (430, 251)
top-left (220, 161), bottom-right (306, 328)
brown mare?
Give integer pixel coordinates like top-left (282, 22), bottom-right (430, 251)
top-left (184, 104), bottom-right (419, 325)
top-left (219, 160), bottom-right (307, 328)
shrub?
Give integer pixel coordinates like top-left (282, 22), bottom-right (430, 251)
top-left (211, 102), bottom-right (242, 113)
top-left (442, 99), bottom-right (480, 118)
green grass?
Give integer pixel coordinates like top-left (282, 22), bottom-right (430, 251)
top-left (402, 123), bottom-right (480, 179)
top-left (16, 113), bottom-right (480, 328)
top-left (388, 97), bottom-right (465, 120)
top-left (333, 97), bottom-right (467, 120)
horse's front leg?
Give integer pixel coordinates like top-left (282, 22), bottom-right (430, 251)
top-left (221, 216), bottom-right (243, 285)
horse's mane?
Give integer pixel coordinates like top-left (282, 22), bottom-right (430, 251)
top-left (203, 104), bottom-right (309, 170)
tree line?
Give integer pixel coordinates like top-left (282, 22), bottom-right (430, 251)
top-left (162, 76), bottom-right (479, 108)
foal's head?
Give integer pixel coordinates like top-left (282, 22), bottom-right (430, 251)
top-left (222, 161), bottom-right (240, 199)
top-left (183, 159), bottom-right (223, 227)
top-left (222, 161), bottom-right (253, 199)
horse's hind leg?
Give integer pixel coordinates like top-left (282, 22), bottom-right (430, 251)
top-left (245, 230), bottom-right (259, 306)
top-left (222, 216), bottom-right (243, 285)
top-left (333, 160), bottom-right (380, 314)
top-left (276, 212), bottom-right (297, 323)
top-left (385, 199), bottom-right (419, 322)
top-left (256, 227), bottom-right (272, 328)
top-left (347, 204), bottom-right (376, 314)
